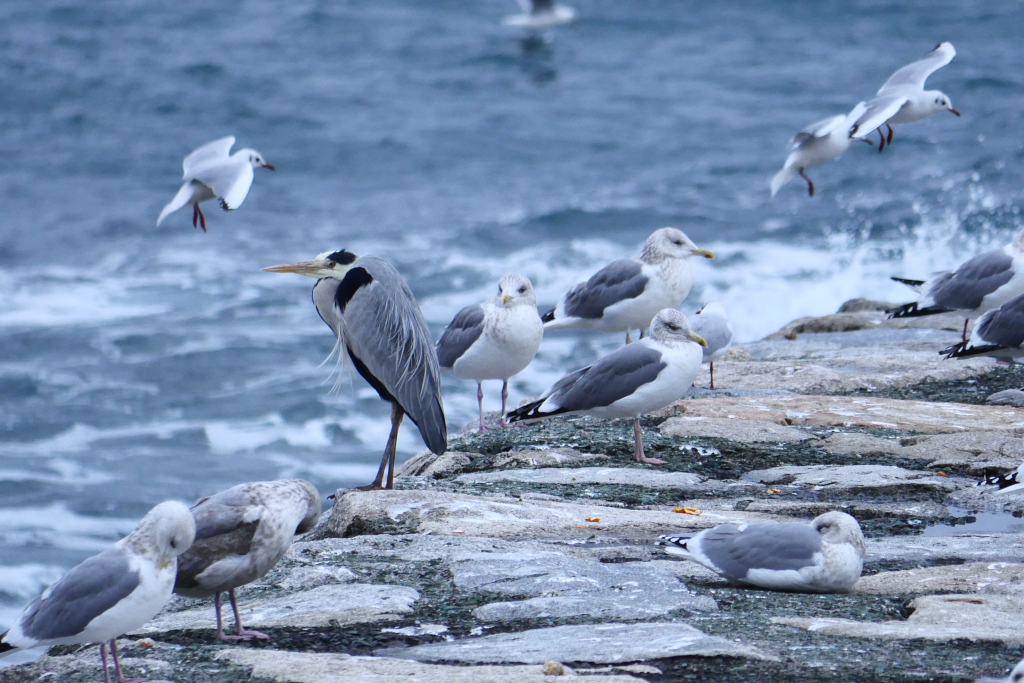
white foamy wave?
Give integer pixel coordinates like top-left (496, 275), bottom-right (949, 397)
top-left (0, 505), bottom-right (137, 553)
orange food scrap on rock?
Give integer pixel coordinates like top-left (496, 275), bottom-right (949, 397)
top-left (585, 517), bottom-right (600, 523)
top-left (672, 507), bottom-right (703, 515)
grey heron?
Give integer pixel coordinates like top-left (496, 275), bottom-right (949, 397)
top-left (264, 250), bottom-right (447, 489)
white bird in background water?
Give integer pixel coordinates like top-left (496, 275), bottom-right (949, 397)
top-left (688, 301), bottom-right (733, 389)
top-left (850, 42), bottom-right (961, 151)
top-left (0, 501), bottom-right (195, 683)
top-left (436, 275), bottom-right (544, 432)
top-left (157, 136), bottom-right (275, 231)
top-left (770, 101), bottom-right (869, 197)
top-left (503, 0), bottom-right (577, 31)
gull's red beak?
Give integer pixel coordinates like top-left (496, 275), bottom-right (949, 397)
top-left (262, 163), bottom-right (276, 170)
top-left (950, 108), bottom-right (961, 117)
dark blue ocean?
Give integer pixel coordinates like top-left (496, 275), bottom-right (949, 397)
top-left (2, 0), bottom-right (1023, 647)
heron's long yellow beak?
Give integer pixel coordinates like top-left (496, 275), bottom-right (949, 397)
top-left (692, 248), bottom-right (715, 259)
top-left (262, 260), bottom-right (323, 276)
top-left (689, 332), bottom-right (709, 347)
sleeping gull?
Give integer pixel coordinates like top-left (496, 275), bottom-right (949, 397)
top-left (889, 230), bottom-right (1024, 340)
top-left (542, 228), bottom-right (715, 344)
top-left (941, 292), bottom-right (1024, 362)
top-left (657, 511), bottom-right (865, 593)
top-left (975, 462), bottom-right (1024, 496)
top-left (507, 308), bottom-right (706, 464)
top-left (503, 0), bottom-right (576, 31)
top-left (975, 658), bottom-right (1024, 683)
top-left (157, 136), bottom-right (275, 231)
top-left (175, 479), bottom-right (321, 641)
top-left (770, 101), bottom-right (869, 197)
top-left (688, 302), bottom-right (733, 389)
top-left (437, 275), bottom-right (544, 431)
top-left (850, 42), bottom-right (960, 151)
top-left (264, 249), bottom-right (447, 489)
top-left (0, 501), bottom-right (195, 683)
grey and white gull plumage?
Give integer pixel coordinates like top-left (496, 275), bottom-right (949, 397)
top-left (542, 228), bottom-right (715, 344)
top-left (975, 462), bottom-right (1024, 496)
top-left (771, 101), bottom-right (868, 197)
top-left (657, 511), bottom-right (866, 593)
top-left (174, 479), bottom-right (321, 642)
top-left (974, 658), bottom-right (1024, 683)
top-left (942, 291), bottom-right (1024, 362)
top-left (503, 0), bottom-right (576, 31)
top-left (689, 302), bottom-right (733, 389)
top-left (157, 136), bottom-right (275, 231)
top-left (508, 308), bottom-right (707, 464)
top-left (437, 275), bottom-right (544, 431)
top-left (0, 501), bottom-right (195, 683)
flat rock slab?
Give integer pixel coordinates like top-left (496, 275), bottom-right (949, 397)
top-left (821, 431), bottom-right (1024, 472)
top-left (662, 395), bottom-right (1024, 434)
top-left (326, 489), bottom-right (778, 540)
top-left (456, 467), bottom-right (703, 488)
top-left (380, 622), bottom-right (774, 664)
top-left (139, 584), bottom-right (418, 633)
top-left (741, 465), bottom-right (959, 493)
top-left (660, 417), bottom-right (814, 443)
top-left (855, 562), bottom-right (1024, 595)
top-left (867, 533), bottom-right (1024, 566)
top-left (775, 593), bottom-right (1024, 644)
top-left (217, 650), bottom-right (645, 682)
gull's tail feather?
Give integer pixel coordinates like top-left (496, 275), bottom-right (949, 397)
top-left (890, 276), bottom-right (926, 291)
top-left (941, 340), bottom-right (1001, 359)
top-left (0, 637), bottom-right (16, 657)
top-left (770, 165), bottom-right (797, 197)
top-left (157, 183), bottom-right (194, 226)
top-left (655, 535), bottom-right (695, 558)
top-left (541, 308), bottom-right (556, 323)
top-left (886, 302), bottom-right (952, 319)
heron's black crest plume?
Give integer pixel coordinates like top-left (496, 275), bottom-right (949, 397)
top-left (335, 268), bottom-right (374, 312)
top-left (327, 250), bottom-right (358, 265)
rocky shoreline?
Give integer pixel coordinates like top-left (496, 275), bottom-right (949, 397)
top-left (3, 303), bottom-right (1024, 683)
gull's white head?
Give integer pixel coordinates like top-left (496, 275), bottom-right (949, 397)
top-left (696, 301), bottom-right (728, 319)
top-left (925, 91), bottom-right (960, 117)
top-left (496, 274), bottom-right (537, 307)
top-left (263, 250), bottom-right (359, 279)
top-left (127, 500), bottom-right (196, 566)
top-left (236, 148), bottom-right (276, 170)
top-left (643, 228), bottom-right (715, 263)
top-left (812, 511), bottom-right (865, 553)
top-left (650, 308), bottom-right (708, 348)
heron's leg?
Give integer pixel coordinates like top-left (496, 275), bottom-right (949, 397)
top-left (886, 124), bottom-right (894, 145)
top-left (110, 639), bottom-right (148, 683)
top-left (799, 168), bottom-right (815, 197)
top-left (384, 404), bottom-right (404, 489)
top-left (224, 588), bottom-right (270, 641)
top-left (499, 380), bottom-right (510, 427)
top-left (710, 361), bottom-right (716, 389)
top-left (633, 417), bottom-right (666, 465)
top-left (477, 382), bottom-right (493, 432)
top-left (100, 642), bottom-right (112, 683)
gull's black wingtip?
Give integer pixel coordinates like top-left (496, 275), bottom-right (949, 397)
top-left (541, 308), bottom-right (556, 324)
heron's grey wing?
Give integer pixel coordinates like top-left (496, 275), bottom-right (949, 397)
top-left (191, 160), bottom-right (254, 210)
top-left (928, 250), bottom-right (1014, 310)
top-left (17, 547), bottom-right (139, 642)
top-left (562, 260), bottom-right (647, 320)
top-left (697, 522), bottom-right (822, 579)
top-left (182, 136), bottom-right (235, 176)
top-left (436, 304), bottom-right (486, 369)
top-left (337, 258), bottom-right (447, 454)
top-left (546, 343), bottom-right (666, 413)
top-left (850, 95), bottom-right (908, 137)
top-left (974, 294), bottom-right (1024, 348)
top-left (877, 42), bottom-right (956, 95)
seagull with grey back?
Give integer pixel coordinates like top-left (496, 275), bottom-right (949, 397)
top-left (850, 42), bottom-right (961, 151)
top-left (975, 658), bottom-right (1024, 683)
top-left (688, 302), bottom-right (733, 389)
top-left (770, 101), bottom-right (870, 197)
top-left (0, 501), bottom-right (195, 683)
top-left (263, 250), bottom-right (447, 489)
top-left (157, 136), bottom-right (274, 232)
top-left (174, 479), bottom-right (321, 642)
top-left (974, 462), bottom-right (1024, 496)
top-left (502, 0), bottom-right (576, 31)
top-left (942, 291), bottom-right (1024, 363)
top-left (657, 511), bottom-right (865, 593)
top-left (437, 275), bottom-right (544, 432)
top-left (508, 308), bottom-right (707, 464)
top-left (542, 228), bottom-right (715, 344)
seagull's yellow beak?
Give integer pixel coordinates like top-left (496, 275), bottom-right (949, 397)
top-left (501, 293), bottom-right (513, 305)
top-left (688, 332), bottom-right (709, 347)
top-left (262, 260), bottom-right (323, 276)
top-left (692, 248), bottom-right (715, 259)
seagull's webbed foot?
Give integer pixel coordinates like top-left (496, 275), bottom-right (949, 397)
top-left (218, 629), bottom-right (271, 642)
top-left (632, 417), bottom-right (667, 465)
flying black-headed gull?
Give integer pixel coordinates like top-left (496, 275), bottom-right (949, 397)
top-left (889, 230), bottom-right (1024, 340)
top-left (974, 658), bottom-right (1024, 683)
top-left (688, 301), bottom-right (733, 389)
top-left (0, 501), bottom-right (195, 683)
top-left (174, 479), bottom-right (321, 642)
top-left (770, 102), bottom-right (869, 197)
top-left (542, 228), bottom-right (715, 344)
top-left (657, 511), bottom-right (865, 593)
top-left (941, 292), bottom-right (1024, 362)
top-left (157, 136), bottom-right (275, 232)
top-left (508, 308), bottom-right (707, 464)
top-left (437, 275), bottom-right (544, 431)
top-left (503, 0), bottom-right (576, 31)
top-left (850, 42), bottom-right (961, 152)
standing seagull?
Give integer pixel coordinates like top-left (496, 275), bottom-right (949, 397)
top-left (503, 0), bottom-right (576, 31)
top-left (689, 302), bottom-right (733, 389)
top-left (850, 42), bottom-right (961, 151)
top-left (157, 136), bottom-right (275, 231)
top-left (889, 230), bottom-right (1024, 340)
top-left (508, 308), bottom-right (707, 464)
top-left (0, 501), bottom-right (195, 683)
top-left (770, 102), bottom-right (869, 197)
top-left (542, 228), bottom-right (715, 344)
top-left (974, 658), bottom-right (1024, 683)
top-left (657, 511), bottom-right (866, 593)
top-left (175, 479), bottom-right (321, 642)
top-left (437, 275), bottom-right (544, 431)
top-left (941, 292), bottom-right (1024, 362)
top-left (264, 250), bottom-right (447, 489)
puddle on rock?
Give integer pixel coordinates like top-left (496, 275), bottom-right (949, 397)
top-left (924, 506), bottom-right (1024, 536)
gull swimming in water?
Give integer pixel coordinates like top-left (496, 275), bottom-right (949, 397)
top-left (542, 228), bottom-right (715, 344)
top-left (503, 0), bottom-right (576, 31)
top-left (508, 308), bottom-right (706, 464)
top-left (175, 479), bottom-right (321, 642)
top-left (688, 302), bottom-right (733, 389)
top-left (264, 250), bottom-right (447, 490)
top-left (437, 275), bottom-right (544, 431)
top-left (0, 501), bottom-right (195, 683)
top-left (770, 102), bottom-right (868, 197)
top-left (657, 511), bottom-right (866, 593)
top-left (157, 136), bottom-right (275, 231)
top-left (850, 42), bottom-right (961, 152)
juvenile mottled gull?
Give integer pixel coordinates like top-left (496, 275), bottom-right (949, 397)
top-left (175, 479), bottom-right (321, 641)
top-left (437, 275), bottom-right (544, 431)
top-left (942, 292), bottom-right (1024, 362)
top-left (770, 101), bottom-right (869, 197)
top-left (974, 657), bottom-right (1024, 683)
top-left (503, 0), bottom-right (576, 31)
top-left (0, 501), bottom-right (195, 683)
top-left (657, 511), bottom-right (865, 593)
top-left (508, 308), bottom-right (706, 464)
top-left (157, 136), bottom-right (275, 231)
top-left (264, 250), bottom-right (447, 489)
top-left (542, 228), bottom-right (715, 344)
top-left (688, 302), bottom-right (733, 389)
top-left (976, 463), bottom-right (1024, 496)
top-left (850, 42), bottom-right (960, 151)
top-left (890, 230), bottom-right (1024, 340)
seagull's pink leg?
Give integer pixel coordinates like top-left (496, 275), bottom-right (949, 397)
top-left (877, 129), bottom-right (886, 152)
top-left (197, 205), bottom-right (208, 232)
top-left (799, 168), bottom-right (815, 197)
top-left (111, 639), bottom-right (150, 683)
top-left (100, 642), bottom-right (112, 683)
top-left (499, 380), bottom-right (510, 427)
top-left (710, 361), bottom-right (716, 389)
top-left (886, 124), bottom-right (894, 145)
top-left (225, 588), bottom-right (270, 641)
top-left (633, 417), bottom-right (666, 465)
